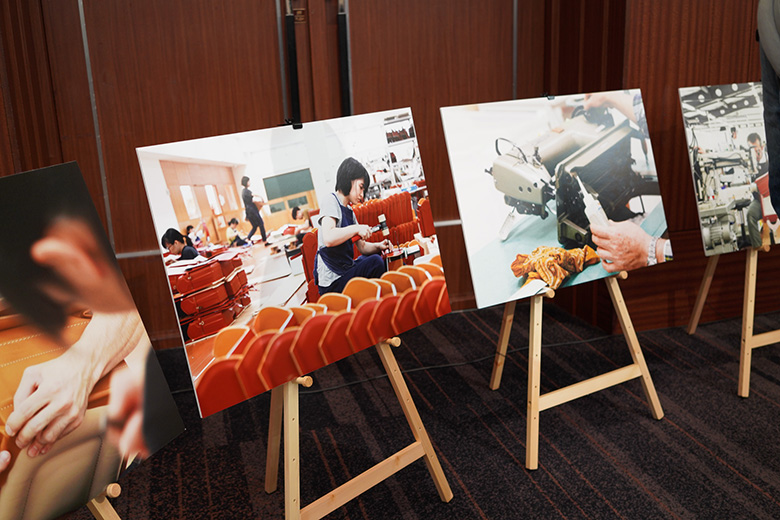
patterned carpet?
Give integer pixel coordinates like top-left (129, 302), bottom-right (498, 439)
top-left (63, 301), bottom-right (780, 519)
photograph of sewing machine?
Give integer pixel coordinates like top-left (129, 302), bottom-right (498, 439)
top-left (441, 89), bottom-right (671, 309)
top-left (679, 82), bottom-right (778, 255)
top-left (137, 108), bottom-right (448, 417)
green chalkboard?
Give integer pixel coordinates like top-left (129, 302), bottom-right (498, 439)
top-left (263, 169), bottom-right (314, 200)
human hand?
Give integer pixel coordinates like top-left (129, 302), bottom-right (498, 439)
top-left (590, 220), bottom-right (652, 272)
top-left (583, 92), bottom-right (635, 123)
top-left (355, 225), bottom-right (372, 241)
top-left (30, 217), bottom-right (134, 313)
top-left (378, 239), bottom-right (393, 253)
top-left (107, 366), bottom-right (148, 458)
top-left (5, 347), bottom-right (96, 458)
top-left (0, 450), bottom-right (10, 473)
top-left (5, 311), bottom-right (146, 458)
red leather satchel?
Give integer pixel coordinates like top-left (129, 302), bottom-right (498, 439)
top-left (175, 261), bottom-right (225, 296)
top-left (212, 251), bottom-right (244, 278)
top-left (224, 269), bottom-right (248, 297)
top-left (185, 309), bottom-right (236, 341)
top-left (178, 283), bottom-right (230, 316)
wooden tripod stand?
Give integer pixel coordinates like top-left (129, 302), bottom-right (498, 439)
top-left (264, 337), bottom-right (453, 519)
top-left (489, 273), bottom-right (664, 470)
top-left (687, 245), bottom-right (780, 397)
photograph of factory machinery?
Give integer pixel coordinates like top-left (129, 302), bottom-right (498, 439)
top-left (137, 108), bottom-right (449, 417)
top-left (679, 82), bottom-right (778, 255)
top-left (441, 89), bottom-right (672, 309)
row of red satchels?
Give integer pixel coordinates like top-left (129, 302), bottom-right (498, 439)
top-left (179, 284), bottom-right (252, 341)
top-left (194, 273), bottom-right (451, 417)
top-left (352, 191), bottom-right (414, 230)
top-left (167, 250), bottom-right (244, 295)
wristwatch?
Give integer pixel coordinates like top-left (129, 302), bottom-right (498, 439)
top-left (647, 236), bottom-right (659, 266)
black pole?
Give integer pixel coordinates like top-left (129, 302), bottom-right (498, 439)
top-left (285, 11), bottom-right (302, 128)
top-left (337, 6), bottom-right (351, 116)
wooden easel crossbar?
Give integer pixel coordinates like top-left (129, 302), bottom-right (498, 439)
top-left (489, 272), bottom-right (664, 470)
top-left (265, 337), bottom-right (453, 520)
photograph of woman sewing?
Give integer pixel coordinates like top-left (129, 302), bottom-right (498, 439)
top-left (315, 157), bottom-right (393, 294)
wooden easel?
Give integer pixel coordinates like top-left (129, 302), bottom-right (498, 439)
top-left (687, 244), bottom-right (780, 397)
top-left (265, 337), bottom-right (453, 519)
top-left (86, 483), bottom-right (122, 519)
top-left (489, 272), bottom-right (664, 470)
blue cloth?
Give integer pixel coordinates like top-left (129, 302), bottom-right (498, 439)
top-left (318, 254), bottom-right (385, 295)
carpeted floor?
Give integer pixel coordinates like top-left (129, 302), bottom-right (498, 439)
top-left (63, 302), bottom-right (780, 519)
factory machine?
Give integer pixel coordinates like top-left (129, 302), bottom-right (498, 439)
top-left (486, 103), bottom-right (660, 248)
top-left (690, 148), bottom-right (757, 254)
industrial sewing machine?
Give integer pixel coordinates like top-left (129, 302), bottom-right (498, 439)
top-left (691, 148), bottom-right (758, 254)
top-left (486, 103), bottom-right (660, 248)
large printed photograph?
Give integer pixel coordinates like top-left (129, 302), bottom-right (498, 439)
top-left (0, 164), bottom-right (183, 520)
top-left (679, 82), bottom-right (778, 255)
top-left (441, 90), bottom-right (671, 309)
top-left (136, 108), bottom-right (449, 417)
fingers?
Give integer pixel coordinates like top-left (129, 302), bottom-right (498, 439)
top-left (7, 370), bottom-right (46, 438)
top-left (0, 450), bottom-right (10, 472)
top-left (39, 406), bottom-right (82, 445)
top-left (26, 438), bottom-right (47, 458)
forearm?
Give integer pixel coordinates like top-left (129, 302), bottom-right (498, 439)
top-left (67, 310), bottom-right (147, 386)
top-left (322, 224), bottom-right (360, 247)
top-left (357, 240), bottom-right (382, 255)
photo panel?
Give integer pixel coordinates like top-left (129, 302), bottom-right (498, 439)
top-left (441, 90), bottom-right (671, 309)
top-left (137, 108), bottom-right (448, 417)
top-left (0, 163), bottom-right (183, 519)
top-left (679, 82), bottom-right (777, 255)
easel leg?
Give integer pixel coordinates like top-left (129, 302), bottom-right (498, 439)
top-left (605, 276), bottom-right (664, 420)
top-left (739, 248), bottom-right (759, 398)
top-left (283, 381), bottom-right (301, 520)
top-left (490, 301), bottom-right (517, 390)
top-left (376, 340), bottom-right (453, 502)
top-left (87, 483), bottom-right (121, 520)
top-left (687, 255), bottom-right (719, 334)
top-left (525, 295), bottom-right (543, 470)
top-left (265, 385), bottom-right (284, 493)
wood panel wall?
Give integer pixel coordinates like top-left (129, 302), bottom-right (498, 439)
top-left (614, 0), bottom-right (780, 331)
top-left (2, 0), bottom-right (286, 348)
top-left (349, 0), bottom-right (545, 308)
top-left (1, 0), bottom-right (776, 345)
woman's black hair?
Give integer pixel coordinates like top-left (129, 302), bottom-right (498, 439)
top-left (335, 157), bottom-right (370, 197)
top-left (291, 206), bottom-right (301, 219)
top-left (241, 175), bottom-right (250, 187)
top-left (228, 217), bottom-right (239, 226)
top-left (185, 225), bottom-right (194, 233)
top-left (161, 228), bottom-right (192, 248)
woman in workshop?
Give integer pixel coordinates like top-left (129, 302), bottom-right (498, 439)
top-left (241, 176), bottom-right (267, 244)
top-left (315, 157), bottom-right (392, 294)
top-left (292, 205), bottom-right (313, 246)
top-left (160, 228), bottom-right (199, 261)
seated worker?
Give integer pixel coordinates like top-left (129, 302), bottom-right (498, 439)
top-left (160, 228), bottom-right (200, 261)
top-left (226, 218), bottom-right (248, 247)
top-left (185, 224), bottom-right (202, 246)
top-left (315, 157), bottom-right (392, 294)
top-left (291, 206), bottom-right (312, 245)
